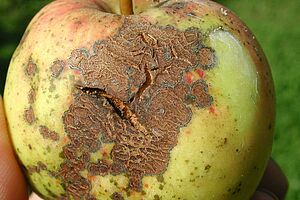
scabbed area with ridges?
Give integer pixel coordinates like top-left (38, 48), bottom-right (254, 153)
top-left (49, 17), bottom-right (217, 199)
top-left (20, 13), bottom-right (218, 199)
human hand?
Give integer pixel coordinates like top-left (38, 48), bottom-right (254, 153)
top-left (251, 159), bottom-right (288, 200)
top-left (0, 96), bottom-right (28, 199)
top-left (0, 96), bottom-right (288, 200)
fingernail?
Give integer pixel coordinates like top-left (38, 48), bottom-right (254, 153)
top-left (258, 188), bottom-right (279, 200)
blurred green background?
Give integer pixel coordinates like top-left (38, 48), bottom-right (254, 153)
top-left (0, 0), bottom-right (299, 199)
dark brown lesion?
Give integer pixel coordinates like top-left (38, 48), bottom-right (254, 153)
top-left (39, 125), bottom-right (60, 141)
top-left (58, 17), bottom-right (216, 198)
top-left (188, 80), bottom-right (213, 108)
top-left (24, 57), bottom-right (38, 126)
top-left (25, 57), bottom-right (37, 77)
top-left (51, 60), bottom-right (65, 78)
top-left (198, 47), bottom-right (217, 69)
top-left (24, 106), bottom-right (35, 124)
top-left (27, 161), bottom-right (47, 175)
top-left (28, 88), bottom-right (36, 104)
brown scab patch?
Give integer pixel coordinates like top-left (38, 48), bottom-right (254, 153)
top-left (28, 88), bottom-right (36, 104)
top-left (184, 27), bottom-right (202, 45)
top-left (87, 160), bottom-right (111, 176)
top-left (199, 47), bottom-right (216, 69)
top-left (24, 107), bottom-right (35, 124)
top-left (27, 161), bottom-right (47, 175)
top-left (25, 57), bottom-right (37, 77)
top-left (51, 60), bottom-right (65, 78)
top-left (39, 125), bottom-right (60, 141)
top-left (190, 80), bottom-right (213, 108)
top-left (58, 17), bottom-right (216, 198)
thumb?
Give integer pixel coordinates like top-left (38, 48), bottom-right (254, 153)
top-left (252, 190), bottom-right (279, 200)
top-left (0, 96), bottom-right (28, 200)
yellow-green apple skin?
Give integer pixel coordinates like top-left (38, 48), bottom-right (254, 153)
top-left (4, 0), bottom-right (275, 199)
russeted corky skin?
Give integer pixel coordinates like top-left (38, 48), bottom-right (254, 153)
top-left (4, 0), bottom-right (275, 199)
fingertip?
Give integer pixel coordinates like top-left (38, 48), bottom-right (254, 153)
top-left (258, 159), bottom-right (288, 199)
top-left (252, 190), bottom-right (279, 200)
top-left (0, 96), bottom-right (28, 200)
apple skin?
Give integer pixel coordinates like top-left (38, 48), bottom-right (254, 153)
top-left (4, 0), bottom-right (275, 200)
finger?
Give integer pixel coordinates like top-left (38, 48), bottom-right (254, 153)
top-left (257, 159), bottom-right (288, 200)
top-left (252, 190), bottom-right (279, 200)
top-left (0, 96), bottom-right (28, 200)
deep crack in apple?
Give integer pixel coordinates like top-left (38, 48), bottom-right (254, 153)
top-left (78, 86), bottom-right (148, 134)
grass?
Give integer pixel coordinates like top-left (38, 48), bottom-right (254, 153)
top-left (0, 0), bottom-right (299, 199)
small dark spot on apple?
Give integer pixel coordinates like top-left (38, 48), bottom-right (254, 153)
top-left (157, 175), bottom-right (165, 183)
top-left (159, 184), bottom-right (164, 190)
top-left (46, 188), bottom-right (58, 198)
top-left (28, 144), bottom-right (32, 150)
top-left (154, 194), bottom-right (161, 200)
top-left (205, 164), bottom-right (211, 171)
top-left (111, 192), bottom-right (124, 200)
top-left (231, 181), bottom-right (242, 195)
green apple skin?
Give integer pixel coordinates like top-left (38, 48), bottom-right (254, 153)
top-left (4, 0), bottom-right (275, 200)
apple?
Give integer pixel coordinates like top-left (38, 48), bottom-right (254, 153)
top-left (4, 0), bottom-right (275, 199)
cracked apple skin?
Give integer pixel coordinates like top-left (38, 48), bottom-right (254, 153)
top-left (4, 0), bottom-right (275, 200)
